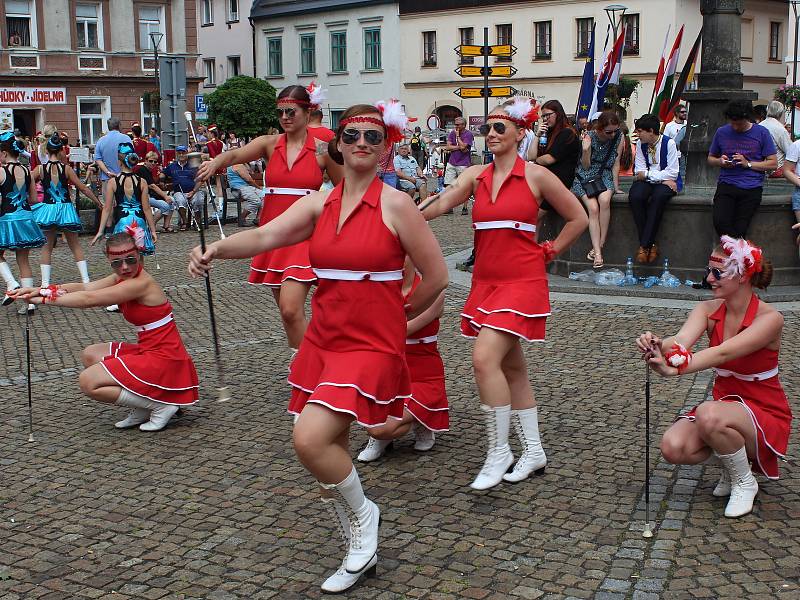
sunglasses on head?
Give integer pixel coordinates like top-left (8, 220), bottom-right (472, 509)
top-left (705, 266), bottom-right (723, 281)
top-left (110, 255), bottom-right (139, 269)
top-left (341, 128), bottom-right (385, 146)
top-left (479, 121), bottom-right (507, 135)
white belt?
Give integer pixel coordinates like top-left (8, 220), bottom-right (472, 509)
top-left (473, 220), bottom-right (536, 233)
top-left (262, 187), bottom-right (315, 196)
top-left (406, 335), bottom-right (438, 345)
top-left (714, 366), bottom-right (779, 382)
top-left (313, 268), bottom-right (403, 281)
top-left (135, 313), bottom-right (174, 332)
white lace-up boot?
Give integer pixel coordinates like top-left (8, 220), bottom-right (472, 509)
top-left (412, 422), bottom-right (436, 451)
top-left (503, 407), bottom-right (547, 483)
top-left (717, 448), bottom-right (758, 518)
top-left (470, 404), bottom-right (514, 490)
top-left (139, 402), bottom-right (179, 432)
top-left (712, 470), bottom-right (731, 497)
top-left (320, 496), bottom-right (377, 593)
top-left (357, 438), bottom-right (392, 462)
top-left (114, 389), bottom-right (153, 428)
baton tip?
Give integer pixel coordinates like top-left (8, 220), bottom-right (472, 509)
top-left (642, 524), bottom-right (653, 538)
top-left (27, 433), bottom-right (34, 443)
top-left (217, 386), bottom-right (231, 402)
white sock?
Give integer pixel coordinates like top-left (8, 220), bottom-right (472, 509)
top-left (40, 264), bottom-right (51, 287)
top-left (21, 278), bottom-right (34, 308)
top-left (324, 466), bottom-right (367, 513)
top-left (116, 388), bottom-right (153, 409)
top-left (0, 262), bottom-right (19, 289)
top-left (76, 260), bottom-right (90, 284)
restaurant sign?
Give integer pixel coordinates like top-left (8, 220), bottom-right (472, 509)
top-left (0, 87), bottom-right (67, 105)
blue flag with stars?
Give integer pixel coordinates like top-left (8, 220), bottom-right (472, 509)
top-left (576, 25), bottom-right (596, 120)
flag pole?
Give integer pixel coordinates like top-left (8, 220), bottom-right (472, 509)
top-left (649, 25), bottom-right (671, 112)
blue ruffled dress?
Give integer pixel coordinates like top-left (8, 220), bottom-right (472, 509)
top-left (32, 161), bottom-right (82, 232)
top-left (0, 163), bottom-right (45, 250)
top-left (111, 172), bottom-right (154, 255)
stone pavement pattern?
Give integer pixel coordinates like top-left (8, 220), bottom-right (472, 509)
top-left (0, 218), bottom-right (797, 599)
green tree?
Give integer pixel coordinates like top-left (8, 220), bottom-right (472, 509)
top-left (205, 76), bottom-right (278, 140)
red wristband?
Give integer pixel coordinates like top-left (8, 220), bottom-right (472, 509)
top-left (541, 240), bottom-right (557, 264)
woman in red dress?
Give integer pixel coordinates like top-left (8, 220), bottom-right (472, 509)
top-left (204, 126), bottom-right (225, 200)
top-left (12, 229), bottom-right (198, 432)
top-left (422, 98), bottom-right (588, 491)
top-left (197, 84), bottom-right (342, 352)
top-left (637, 237), bottom-right (792, 518)
top-left (189, 101), bottom-right (448, 593)
top-left (357, 258), bottom-right (448, 461)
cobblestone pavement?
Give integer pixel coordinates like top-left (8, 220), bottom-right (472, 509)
top-left (0, 218), bottom-right (797, 600)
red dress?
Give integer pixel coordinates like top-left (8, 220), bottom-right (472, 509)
top-left (287, 177), bottom-right (410, 427)
top-left (679, 294), bottom-right (792, 479)
top-left (206, 139), bottom-right (225, 175)
top-left (101, 299), bottom-right (199, 405)
top-left (404, 275), bottom-right (449, 432)
top-left (461, 157), bottom-right (550, 342)
top-left (308, 126), bottom-right (335, 144)
top-left (249, 133), bottom-right (322, 287)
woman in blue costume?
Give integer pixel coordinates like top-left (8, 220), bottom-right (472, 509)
top-left (32, 133), bottom-right (102, 288)
top-left (0, 131), bottom-right (45, 314)
top-left (91, 142), bottom-right (157, 255)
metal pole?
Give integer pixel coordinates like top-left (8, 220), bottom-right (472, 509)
top-left (483, 27), bottom-right (489, 123)
top-left (793, 6), bottom-right (799, 140)
top-left (153, 45), bottom-right (160, 132)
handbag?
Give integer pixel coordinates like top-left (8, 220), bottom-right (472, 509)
top-left (581, 131), bottom-right (620, 198)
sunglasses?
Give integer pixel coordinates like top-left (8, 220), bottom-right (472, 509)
top-left (705, 266), bottom-right (723, 281)
top-left (341, 128), bottom-right (385, 146)
top-left (146, 159), bottom-right (158, 164)
top-left (603, 128), bottom-right (620, 135)
top-left (479, 122), bottom-right (507, 135)
top-left (276, 107), bottom-right (298, 118)
top-left (110, 256), bottom-right (139, 269)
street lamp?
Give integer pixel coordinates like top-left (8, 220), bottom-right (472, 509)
top-left (149, 31), bottom-right (164, 133)
top-left (790, 1), bottom-right (800, 139)
top-left (604, 4), bottom-right (628, 40)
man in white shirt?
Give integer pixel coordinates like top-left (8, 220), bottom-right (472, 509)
top-left (663, 104), bottom-right (687, 184)
top-left (629, 113), bottom-right (680, 264)
top-left (393, 144), bottom-right (428, 203)
top-left (758, 100), bottom-right (792, 175)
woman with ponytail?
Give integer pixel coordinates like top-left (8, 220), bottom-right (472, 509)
top-left (32, 133), bottom-right (102, 289)
top-left (636, 237), bottom-right (791, 519)
top-left (189, 100), bottom-right (447, 593)
top-left (421, 98), bottom-right (588, 491)
top-left (91, 142), bottom-right (157, 255)
top-left (0, 130), bottom-right (45, 314)
top-left (196, 83), bottom-right (343, 354)
top-left (9, 229), bottom-right (198, 432)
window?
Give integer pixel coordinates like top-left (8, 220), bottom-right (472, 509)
top-left (331, 109), bottom-right (344, 129)
top-left (267, 37), bottom-right (282, 76)
top-left (228, 0), bottom-right (239, 22)
top-left (496, 24), bottom-right (512, 62)
top-left (6, 0), bottom-right (36, 48)
top-left (228, 56), bottom-right (240, 78)
top-left (78, 97), bottom-right (108, 146)
top-left (330, 31), bottom-right (347, 73)
top-left (300, 33), bottom-right (316, 75)
top-left (459, 27), bottom-right (474, 65)
top-left (204, 59), bottom-right (216, 85)
top-left (770, 22), bottom-right (781, 61)
top-left (422, 31), bottom-right (437, 67)
top-left (138, 6), bottom-right (166, 51)
top-left (201, 0), bottom-right (213, 26)
top-left (76, 4), bottom-right (102, 49)
top-left (364, 28), bottom-right (381, 70)
top-left (534, 21), bottom-right (551, 59)
top-left (623, 14), bottom-right (639, 55)
top-left (576, 17), bottom-right (593, 57)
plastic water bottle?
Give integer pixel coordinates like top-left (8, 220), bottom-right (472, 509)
top-left (620, 257), bottom-right (638, 286)
top-left (658, 258), bottom-right (681, 288)
top-left (539, 131), bottom-right (548, 147)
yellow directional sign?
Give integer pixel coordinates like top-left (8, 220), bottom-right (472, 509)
top-left (454, 86), bottom-right (517, 99)
top-left (455, 44), bottom-right (517, 58)
top-left (455, 65), bottom-right (517, 78)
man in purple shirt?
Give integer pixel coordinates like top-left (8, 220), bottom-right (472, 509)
top-left (707, 99), bottom-right (777, 238)
top-left (442, 117), bottom-right (474, 186)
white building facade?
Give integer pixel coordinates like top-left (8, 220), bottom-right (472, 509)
top-left (399, 0), bottom-right (787, 129)
top-left (250, 0), bottom-right (401, 129)
top-left (195, 0), bottom-right (254, 97)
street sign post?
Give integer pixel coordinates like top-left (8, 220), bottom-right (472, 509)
top-left (454, 86), bottom-right (516, 99)
top-left (455, 44), bottom-right (517, 58)
top-left (194, 95), bottom-right (208, 120)
top-left (454, 65), bottom-right (517, 78)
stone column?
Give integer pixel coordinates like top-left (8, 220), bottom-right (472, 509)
top-left (682, 0), bottom-right (756, 189)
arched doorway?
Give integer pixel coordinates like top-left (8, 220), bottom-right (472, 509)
top-left (435, 105), bottom-right (462, 129)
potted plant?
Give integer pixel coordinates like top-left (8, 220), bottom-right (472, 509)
top-left (775, 84), bottom-right (800, 108)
